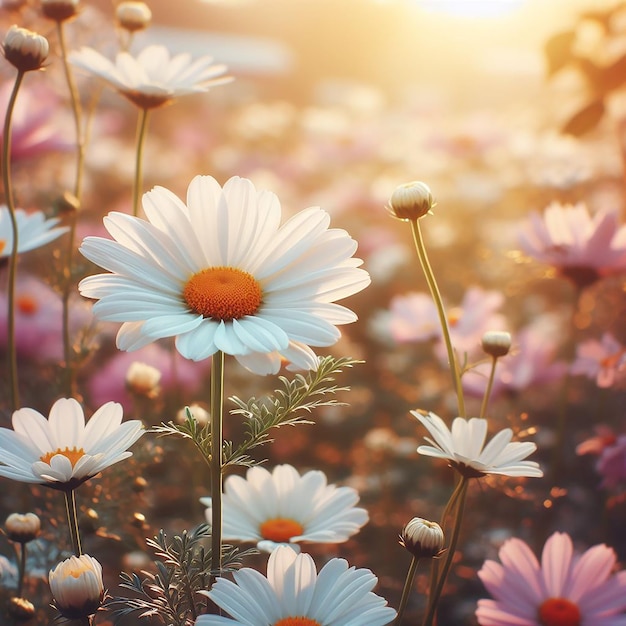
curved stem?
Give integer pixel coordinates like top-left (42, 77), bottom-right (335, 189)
top-left (410, 219), bottom-right (465, 417)
top-left (2, 70), bottom-right (25, 411)
top-left (132, 108), bottom-right (150, 217)
top-left (479, 356), bottom-right (498, 419)
top-left (63, 488), bottom-right (82, 556)
top-left (393, 556), bottom-right (420, 626)
top-left (210, 350), bottom-right (225, 578)
top-left (16, 542), bottom-right (26, 597)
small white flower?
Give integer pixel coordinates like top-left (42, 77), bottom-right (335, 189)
top-left (201, 464), bottom-right (368, 552)
top-left (0, 398), bottom-right (144, 489)
top-left (69, 44), bottom-right (231, 109)
top-left (196, 545), bottom-right (396, 626)
top-left (0, 206), bottom-right (67, 257)
top-left (49, 554), bottom-right (103, 619)
top-left (412, 411), bottom-right (543, 478)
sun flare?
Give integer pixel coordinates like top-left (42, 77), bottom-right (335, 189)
top-left (416, 0), bottom-right (524, 18)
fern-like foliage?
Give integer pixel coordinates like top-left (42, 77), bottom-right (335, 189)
top-left (153, 356), bottom-right (359, 470)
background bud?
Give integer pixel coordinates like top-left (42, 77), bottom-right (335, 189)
top-left (5, 512), bottom-right (41, 543)
top-left (41, 0), bottom-right (79, 22)
top-left (116, 1), bottom-right (152, 31)
top-left (3, 25), bottom-right (49, 72)
top-left (481, 330), bottom-right (512, 358)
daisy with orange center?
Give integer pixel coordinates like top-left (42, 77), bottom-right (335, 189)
top-left (79, 175), bottom-right (370, 375)
top-left (195, 545), bottom-right (396, 626)
top-left (0, 206), bottom-right (67, 257)
top-left (0, 397), bottom-right (143, 489)
top-left (201, 464), bottom-right (368, 552)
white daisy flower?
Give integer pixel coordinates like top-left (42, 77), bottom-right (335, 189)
top-left (69, 44), bottom-right (231, 109)
top-left (412, 411), bottom-right (543, 479)
top-left (0, 398), bottom-right (144, 489)
top-left (0, 207), bottom-right (67, 257)
top-left (195, 545), bottom-right (396, 626)
top-left (201, 464), bottom-right (368, 552)
top-left (79, 175), bottom-right (371, 375)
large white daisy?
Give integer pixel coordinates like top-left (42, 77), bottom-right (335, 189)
top-left (0, 206), bottom-right (67, 257)
top-left (79, 175), bottom-right (371, 375)
top-left (69, 44), bottom-right (231, 109)
top-left (412, 411), bottom-right (543, 478)
top-left (0, 398), bottom-right (144, 489)
top-left (201, 464), bottom-right (368, 552)
top-left (195, 545), bottom-right (396, 626)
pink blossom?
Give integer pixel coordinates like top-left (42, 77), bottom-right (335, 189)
top-left (476, 532), bottom-right (626, 625)
top-left (571, 333), bottom-right (626, 388)
top-left (596, 435), bottom-right (626, 489)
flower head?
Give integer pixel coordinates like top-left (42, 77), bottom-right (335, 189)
top-left (476, 532), bottom-right (626, 625)
top-left (0, 398), bottom-right (144, 489)
top-left (41, 0), bottom-right (79, 22)
top-left (0, 207), bottom-right (67, 257)
top-left (387, 181), bottom-right (435, 221)
top-left (413, 411), bottom-right (543, 478)
top-left (195, 545), bottom-right (396, 626)
top-left (3, 25), bottom-right (48, 72)
top-left (79, 175), bottom-right (370, 375)
top-left (201, 464), bottom-right (368, 552)
top-left (570, 332), bottom-right (626, 389)
top-left (481, 330), bottom-right (512, 358)
top-left (116, 1), bottom-right (152, 31)
top-left (69, 44), bottom-right (231, 109)
top-left (519, 202), bottom-right (626, 288)
top-left (5, 512), bottom-right (40, 543)
top-left (49, 554), bottom-right (104, 619)
top-left (400, 517), bottom-right (445, 559)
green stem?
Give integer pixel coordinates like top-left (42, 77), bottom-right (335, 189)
top-left (410, 219), bottom-right (465, 417)
top-left (210, 350), bottom-right (225, 577)
top-left (63, 489), bottom-right (82, 556)
top-left (2, 70), bottom-right (25, 411)
top-left (479, 356), bottom-right (498, 419)
top-left (16, 542), bottom-right (26, 597)
top-left (393, 556), bottom-right (420, 626)
top-left (422, 477), bottom-right (469, 626)
top-left (132, 108), bottom-right (150, 217)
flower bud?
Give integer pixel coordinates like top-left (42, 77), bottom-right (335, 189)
top-left (3, 25), bottom-right (49, 72)
top-left (176, 403), bottom-right (210, 425)
top-left (399, 517), bottom-right (445, 558)
top-left (126, 361), bottom-right (161, 398)
top-left (49, 554), bottom-right (104, 619)
top-left (41, 0), bottom-right (79, 22)
top-left (481, 330), bottom-right (512, 358)
top-left (116, 1), bottom-right (152, 32)
top-left (7, 597), bottom-right (35, 621)
top-left (5, 512), bottom-right (41, 543)
top-left (387, 181), bottom-right (435, 221)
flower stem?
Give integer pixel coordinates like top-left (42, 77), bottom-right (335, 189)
top-left (479, 356), bottom-right (498, 419)
top-left (16, 542), bottom-right (26, 597)
top-left (210, 350), bottom-right (225, 578)
top-left (410, 219), bottom-right (465, 417)
top-left (422, 477), bottom-right (469, 626)
top-left (132, 107), bottom-right (150, 217)
top-left (63, 489), bottom-right (82, 556)
top-left (2, 69), bottom-right (25, 411)
top-left (393, 556), bottom-right (420, 625)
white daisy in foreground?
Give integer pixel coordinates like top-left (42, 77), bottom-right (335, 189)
top-left (0, 206), bottom-right (67, 257)
top-left (69, 44), bottom-right (231, 109)
top-left (412, 411), bottom-right (543, 478)
top-left (79, 175), bottom-right (371, 375)
top-left (0, 398), bottom-right (143, 489)
top-left (201, 464), bottom-right (368, 552)
top-left (195, 545), bottom-right (396, 626)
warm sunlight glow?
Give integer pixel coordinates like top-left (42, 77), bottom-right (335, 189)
top-left (417, 0), bottom-right (524, 18)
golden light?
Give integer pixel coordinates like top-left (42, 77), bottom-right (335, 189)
top-left (415, 0), bottom-right (525, 18)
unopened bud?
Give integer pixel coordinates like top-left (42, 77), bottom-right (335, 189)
top-left (176, 403), bottom-right (210, 425)
top-left (400, 517), bottom-right (445, 559)
top-left (41, 0), bottom-right (79, 21)
top-left (387, 181), bottom-right (435, 221)
top-left (481, 331), bottom-right (512, 358)
top-left (3, 25), bottom-right (49, 72)
top-left (5, 513), bottom-right (41, 543)
top-left (126, 361), bottom-right (161, 398)
top-left (116, 1), bottom-right (152, 31)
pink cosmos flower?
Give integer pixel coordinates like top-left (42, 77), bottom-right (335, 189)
top-left (518, 201), bottom-right (626, 288)
top-left (571, 333), bottom-right (626, 389)
top-left (476, 532), bottom-right (626, 625)
top-left (577, 428), bottom-right (626, 489)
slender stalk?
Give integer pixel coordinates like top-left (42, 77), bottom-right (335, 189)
top-left (63, 489), bottom-right (82, 556)
top-left (2, 70), bottom-right (25, 411)
top-left (16, 542), bottom-right (26, 597)
top-left (410, 219), bottom-right (465, 417)
top-left (210, 350), bottom-right (225, 577)
top-left (393, 556), bottom-right (420, 626)
top-left (422, 477), bottom-right (469, 626)
top-left (479, 356), bottom-right (498, 419)
top-left (132, 108), bottom-right (150, 217)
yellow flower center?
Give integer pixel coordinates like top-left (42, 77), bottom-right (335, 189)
top-left (447, 307), bottom-right (462, 327)
top-left (16, 294), bottom-right (38, 315)
top-left (183, 267), bottom-right (262, 321)
top-left (40, 447), bottom-right (85, 467)
top-left (274, 618), bottom-right (320, 626)
top-left (0, 240), bottom-right (6, 255)
top-left (259, 518), bottom-right (304, 543)
top-left (538, 598), bottom-right (581, 626)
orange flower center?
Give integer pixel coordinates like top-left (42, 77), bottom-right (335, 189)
top-left (538, 598), bottom-right (581, 626)
top-left (16, 294), bottom-right (38, 315)
top-left (259, 518), bottom-right (304, 543)
top-left (274, 618), bottom-right (320, 626)
top-left (447, 307), bottom-right (462, 327)
top-left (0, 240), bottom-right (5, 255)
top-left (183, 267), bottom-right (262, 321)
top-left (40, 447), bottom-right (85, 467)
top-left (600, 349), bottom-right (626, 369)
